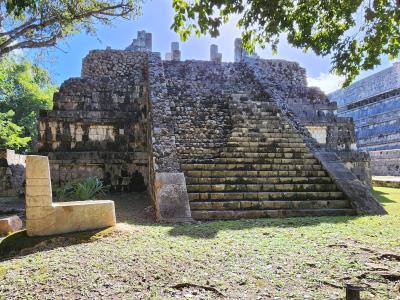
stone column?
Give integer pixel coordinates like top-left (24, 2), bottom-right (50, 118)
top-left (210, 44), bottom-right (222, 63)
top-left (171, 42), bottom-right (181, 61)
top-left (25, 155), bottom-right (56, 236)
top-left (234, 38), bottom-right (244, 62)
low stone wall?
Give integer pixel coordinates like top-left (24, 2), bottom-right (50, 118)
top-left (338, 150), bottom-right (371, 185)
top-left (370, 149), bottom-right (400, 176)
top-left (0, 149), bottom-right (26, 196)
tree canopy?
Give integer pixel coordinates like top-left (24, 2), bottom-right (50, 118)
top-left (171, 0), bottom-right (400, 86)
top-left (0, 0), bottom-right (141, 56)
top-left (0, 55), bottom-right (57, 151)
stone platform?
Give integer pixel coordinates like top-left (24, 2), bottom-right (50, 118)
top-left (372, 176), bottom-right (400, 188)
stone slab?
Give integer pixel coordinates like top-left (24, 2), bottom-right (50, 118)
top-left (27, 201), bottom-right (116, 236)
top-left (0, 215), bottom-right (23, 234)
top-left (154, 172), bottom-right (193, 223)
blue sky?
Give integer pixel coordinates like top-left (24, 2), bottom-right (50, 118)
top-left (39, 0), bottom-right (394, 93)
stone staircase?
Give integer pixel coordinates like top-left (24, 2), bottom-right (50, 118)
top-left (180, 97), bottom-right (355, 220)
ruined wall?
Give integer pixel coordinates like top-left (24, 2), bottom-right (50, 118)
top-left (38, 50), bottom-right (149, 192)
top-left (0, 150), bottom-right (26, 196)
top-left (370, 150), bottom-right (400, 176)
top-left (163, 61), bottom-right (267, 162)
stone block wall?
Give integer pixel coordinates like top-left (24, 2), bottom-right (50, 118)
top-left (370, 149), bottom-right (400, 176)
top-left (0, 149), bottom-right (26, 196)
top-left (163, 61), bottom-right (267, 161)
top-left (38, 50), bottom-right (149, 192)
top-left (329, 62), bottom-right (400, 152)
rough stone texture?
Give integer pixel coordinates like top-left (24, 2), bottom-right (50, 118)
top-left (0, 215), bottom-right (22, 234)
top-left (38, 50), bottom-right (149, 192)
top-left (329, 62), bottom-right (400, 152)
top-left (125, 30), bottom-right (152, 52)
top-left (0, 149), bottom-right (26, 196)
top-left (25, 155), bottom-right (116, 236)
top-left (370, 149), bottom-right (400, 176)
top-left (154, 173), bottom-right (192, 222)
top-left (36, 31), bottom-right (384, 221)
top-left (314, 151), bottom-right (386, 215)
top-left (243, 57), bottom-right (371, 185)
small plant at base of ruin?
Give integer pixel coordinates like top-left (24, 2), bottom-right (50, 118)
top-left (55, 177), bottom-right (108, 201)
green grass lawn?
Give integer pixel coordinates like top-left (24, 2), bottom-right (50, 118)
top-left (0, 187), bottom-right (399, 299)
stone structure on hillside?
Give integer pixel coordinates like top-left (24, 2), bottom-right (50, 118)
top-left (329, 63), bottom-right (400, 176)
top-left (37, 31), bottom-right (385, 221)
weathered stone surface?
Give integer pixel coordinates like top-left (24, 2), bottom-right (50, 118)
top-left (34, 31), bottom-right (382, 221)
top-left (25, 155), bottom-right (116, 237)
top-left (313, 151), bottom-right (386, 215)
top-left (0, 215), bottom-right (22, 234)
top-left (370, 149), bottom-right (400, 176)
top-left (0, 149), bottom-right (26, 196)
top-left (154, 173), bottom-right (192, 223)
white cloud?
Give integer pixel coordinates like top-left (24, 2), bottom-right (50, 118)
top-left (307, 72), bottom-right (344, 94)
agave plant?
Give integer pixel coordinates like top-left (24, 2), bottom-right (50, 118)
top-left (72, 177), bottom-right (107, 200)
top-left (55, 177), bottom-right (108, 201)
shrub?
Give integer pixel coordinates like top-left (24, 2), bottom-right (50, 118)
top-left (55, 177), bottom-right (108, 201)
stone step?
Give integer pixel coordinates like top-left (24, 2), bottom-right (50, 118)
top-left (238, 122), bottom-right (290, 128)
top-left (182, 157), bottom-right (319, 164)
top-left (219, 152), bottom-right (315, 159)
top-left (186, 176), bottom-right (333, 185)
top-left (226, 142), bottom-right (307, 148)
top-left (185, 170), bottom-right (328, 178)
top-left (190, 199), bottom-right (350, 211)
top-left (186, 183), bottom-right (338, 193)
top-left (188, 191), bottom-right (345, 201)
top-left (232, 127), bottom-right (295, 133)
top-left (223, 147), bottom-right (309, 153)
top-left (191, 208), bottom-right (355, 220)
top-left (178, 146), bottom-right (311, 156)
top-left (182, 163), bottom-right (323, 171)
top-left (179, 152), bottom-right (316, 160)
top-left (236, 115), bottom-right (280, 120)
top-left (228, 137), bottom-right (304, 143)
top-left (230, 132), bottom-right (301, 138)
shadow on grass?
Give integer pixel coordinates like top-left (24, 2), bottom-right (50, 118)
top-left (372, 190), bottom-right (396, 204)
top-left (115, 192), bottom-right (391, 240)
top-left (0, 227), bottom-right (114, 261)
top-left (166, 214), bottom-right (361, 239)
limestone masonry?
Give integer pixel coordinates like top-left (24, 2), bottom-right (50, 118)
top-left (37, 31), bottom-right (385, 221)
top-left (329, 63), bottom-right (400, 176)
